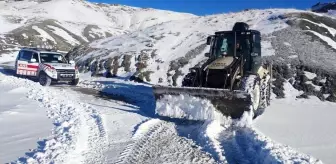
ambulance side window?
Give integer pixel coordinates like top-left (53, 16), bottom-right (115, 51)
top-left (32, 53), bottom-right (39, 63)
top-left (19, 51), bottom-right (33, 61)
top-left (18, 51), bottom-right (24, 60)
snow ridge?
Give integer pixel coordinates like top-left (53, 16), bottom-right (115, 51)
top-left (185, 118), bottom-right (323, 164)
top-left (0, 73), bottom-right (108, 163)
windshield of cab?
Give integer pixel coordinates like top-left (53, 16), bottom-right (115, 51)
top-left (40, 53), bottom-right (67, 63)
top-left (213, 34), bottom-right (235, 57)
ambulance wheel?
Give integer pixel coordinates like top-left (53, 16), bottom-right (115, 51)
top-left (39, 72), bottom-right (51, 86)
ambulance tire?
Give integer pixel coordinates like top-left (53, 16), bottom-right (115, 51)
top-left (70, 78), bottom-right (79, 86)
top-left (39, 72), bottom-right (52, 86)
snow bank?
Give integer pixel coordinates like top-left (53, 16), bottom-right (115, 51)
top-left (0, 71), bottom-right (108, 163)
top-left (193, 117), bottom-right (323, 164)
top-left (163, 111), bottom-right (323, 164)
top-left (0, 84), bottom-right (52, 163)
top-left (255, 81), bottom-right (336, 163)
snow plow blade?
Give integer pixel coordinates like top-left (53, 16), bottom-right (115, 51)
top-left (153, 86), bottom-right (252, 120)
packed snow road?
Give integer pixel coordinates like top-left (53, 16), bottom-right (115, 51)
top-left (0, 65), bottom-right (324, 163)
top-left (0, 66), bottom-right (218, 163)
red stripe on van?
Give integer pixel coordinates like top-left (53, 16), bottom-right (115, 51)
top-left (27, 65), bottom-right (38, 69)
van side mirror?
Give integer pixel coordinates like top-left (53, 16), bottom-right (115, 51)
top-left (206, 36), bottom-right (213, 45)
top-left (69, 60), bottom-right (75, 64)
top-left (30, 58), bottom-right (37, 63)
top-left (204, 53), bottom-right (210, 57)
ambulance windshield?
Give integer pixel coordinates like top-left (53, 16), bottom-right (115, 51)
top-left (40, 53), bottom-right (67, 63)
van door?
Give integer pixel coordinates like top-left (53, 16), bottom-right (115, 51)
top-left (27, 52), bottom-right (39, 76)
top-left (16, 51), bottom-right (38, 76)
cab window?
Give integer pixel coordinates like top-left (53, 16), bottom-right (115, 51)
top-left (214, 34), bottom-right (234, 57)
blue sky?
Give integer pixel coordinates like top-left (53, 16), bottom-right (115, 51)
top-left (89, 0), bottom-right (330, 15)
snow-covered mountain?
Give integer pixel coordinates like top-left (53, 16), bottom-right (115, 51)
top-left (0, 0), bottom-right (195, 56)
top-left (67, 9), bottom-right (336, 103)
top-left (312, 1), bottom-right (336, 13)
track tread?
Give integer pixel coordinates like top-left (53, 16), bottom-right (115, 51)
top-left (115, 119), bottom-right (215, 164)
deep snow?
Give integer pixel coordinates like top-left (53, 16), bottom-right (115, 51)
top-left (255, 82), bottom-right (336, 164)
top-left (0, 81), bottom-right (52, 163)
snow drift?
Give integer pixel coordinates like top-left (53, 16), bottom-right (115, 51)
top-left (155, 94), bottom-right (220, 121)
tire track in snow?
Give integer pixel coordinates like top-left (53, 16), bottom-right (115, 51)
top-left (37, 88), bottom-right (110, 164)
top-left (66, 101), bottom-right (109, 164)
top-left (115, 119), bottom-right (216, 164)
top-left (85, 104), bottom-right (109, 163)
top-left (0, 73), bottom-right (109, 164)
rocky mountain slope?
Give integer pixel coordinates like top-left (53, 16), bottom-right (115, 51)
top-left (68, 8), bottom-right (336, 102)
top-left (70, 9), bottom-right (294, 82)
top-left (0, 0), bottom-right (195, 58)
top-left (312, 1), bottom-right (336, 13)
